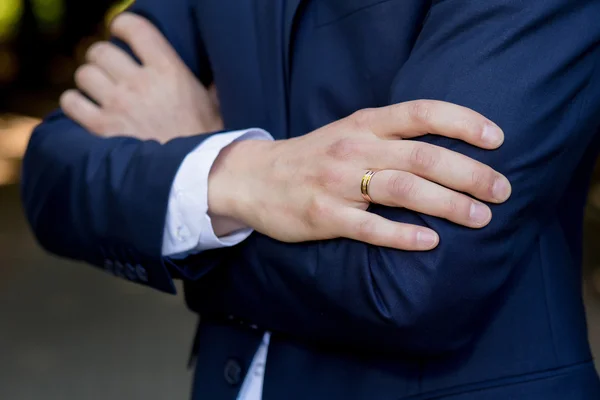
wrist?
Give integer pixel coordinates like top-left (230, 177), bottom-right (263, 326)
top-left (207, 139), bottom-right (273, 224)
top-left (209, 213), bottom-right (248, 237)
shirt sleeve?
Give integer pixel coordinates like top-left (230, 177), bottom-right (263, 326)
top-left (162, 128), bottom-right (273, 259)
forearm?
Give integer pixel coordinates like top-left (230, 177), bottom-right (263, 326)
top-left (196, 0), bottom-right (600, 354)
top-left (210, 215), bottom-right (247, 237)
top-left (164, 128), bottom-right (273, 258)
top-left (20, 0), bottom-right (237, 292)
top-left (22, 110), bottom-right (210, 292)
top-left (206, 133), bottom-right (276, 237)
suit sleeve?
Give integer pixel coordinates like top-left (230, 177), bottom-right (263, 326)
top-left (21, 0), bottom-right (220, 294)
top-left (199, 0), bottom-right (600, 354)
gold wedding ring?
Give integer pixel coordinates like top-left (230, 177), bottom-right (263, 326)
top-left (361, 170), bottom-right (377, 203)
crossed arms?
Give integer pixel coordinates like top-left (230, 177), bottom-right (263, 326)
top-left (21, 0), bottom-right (600, 354)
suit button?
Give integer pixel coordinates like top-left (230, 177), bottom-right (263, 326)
top-left (135, 265), bottom-right (148, 282)
top-left (125, 263), bottom-right (137, 281)
top-left (114, 261), bottom-right (126, 278)
top-left (223, 359), bottom-right (243, 386)
top-left (103, 260), bottom-right (114, 274)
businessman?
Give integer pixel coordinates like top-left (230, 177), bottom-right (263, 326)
top-left (22, 0), bottom-right (600, 399)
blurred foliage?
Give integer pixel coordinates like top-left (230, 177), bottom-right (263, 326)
top-left (0, 0), bottom-right (130, 96)
top-left (105, 0), bottom-right (135, 27)
top-left (0, 0), bottom-right (130, 42)
top-left (0, 0), bottom-right (23, 41)
top-left (30, 0), bottom-right (65, 34)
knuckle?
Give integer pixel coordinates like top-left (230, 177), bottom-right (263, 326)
top-left (355, 218), bottom-right (376, 242)
top-left (456, 117), bottom-right (482, 140)
top-left (442, 195), bottom-right (464, 218)
top-left (396, 225), bottom-right (419, 249)
top-left (90, 118), bottom-right (109, 135)
top-left (326, 138), bottom-right (362, 161)
top-left (349, 108), bottom-right (374, 130)
top-left (470, 168), bottom-right (494, 193)
top-left (95, 117), bottom-right (121, 136)
top-left (408, 100), bottom-right (434, 124)
top-left (317, 167), bottom-right (345, 189)
top-left (388, 102), bottom-right (404, 117)
top-left (388, 173), bottom-right (418, 200)
top-left (107, 91), bottom-right (128, 111)
top-left (306, 197), bottom-right (333, 227)
top-left (409, 144), bottom-right (438, 170)
top-left (123, 74), bottom-right (145, 94)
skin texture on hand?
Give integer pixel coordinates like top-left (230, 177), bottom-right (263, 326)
top-left (208, 101), bottom-right (511, 251)
top-left (60, 12), bottom-right (233, 235)
top-left (59, 13), bottom-right (223, 143)
top-left (59, 13), bottom-right (511, 250)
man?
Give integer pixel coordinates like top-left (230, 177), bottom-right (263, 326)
top-left (21, 0), bottom-right (600, 399)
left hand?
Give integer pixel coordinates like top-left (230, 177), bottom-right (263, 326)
top-left (60, 12), bottom-right (223, 143)
top-left (208, 101), bottom-right (511, 250)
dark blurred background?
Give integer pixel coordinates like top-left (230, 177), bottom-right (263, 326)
top-left (0, 1), bottom-right (196, 399)
top-left (0, 1), bottom-right (599, 399)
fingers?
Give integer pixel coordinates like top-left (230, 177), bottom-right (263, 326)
top-left (351, 100), bottom-right (504, 149)
top-left (333, 207), bottom-right (439, 251)
top-left (86, 41), bottom-right (140, 81)
top-left (369, 141), bottom-right (511, 204)
top-left (110, 12), bottom-right (181, 69)
top-left (365, 170), bottom-right (492, 228)
top-left (60, 90), bottom-right (105, 133)
top-left (74, 64), bottom-right (115, 105)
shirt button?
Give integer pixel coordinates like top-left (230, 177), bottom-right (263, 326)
top-left (223, 359), bottom-right (243, 386)
top-left (135, 265), bottom-right (148, 283)
top-left (176, 225), bottom-right (189, 241)
top-left (253, 362), bottom-right (265, 377)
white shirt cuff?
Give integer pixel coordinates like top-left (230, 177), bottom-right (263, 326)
top-left (162, 128), bottom-right (273, 258)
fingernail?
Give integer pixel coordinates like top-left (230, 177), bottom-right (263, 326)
top-left (482, 124), bottom-right (504, 147)
top-left (492, 176), bottom-right (511, 202)
top-left (417, 231), bottom-right (438, 249)
top-left (469, 202), bottom-right (491, 226)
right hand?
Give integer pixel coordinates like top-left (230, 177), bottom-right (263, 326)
top-left (208, 100), bottom-right (511, 251)
top-left (60, 12), bottom-right (223, 143)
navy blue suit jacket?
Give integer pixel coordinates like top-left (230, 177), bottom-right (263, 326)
top-left (22, 0), bottom-right (600, 398)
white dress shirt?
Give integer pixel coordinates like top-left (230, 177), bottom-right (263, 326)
top-left (162, 128), bottom-right (273, 400)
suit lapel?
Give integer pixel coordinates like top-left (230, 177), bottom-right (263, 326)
top-left (252, 0), bottom-right (288, 136)
top-left (283, 0), bottom-right (306, 87)
top-left (252, 0), bottom-right (307, 137)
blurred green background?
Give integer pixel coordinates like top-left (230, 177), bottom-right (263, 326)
top-left (0, 1), bottom-right (599, 399)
